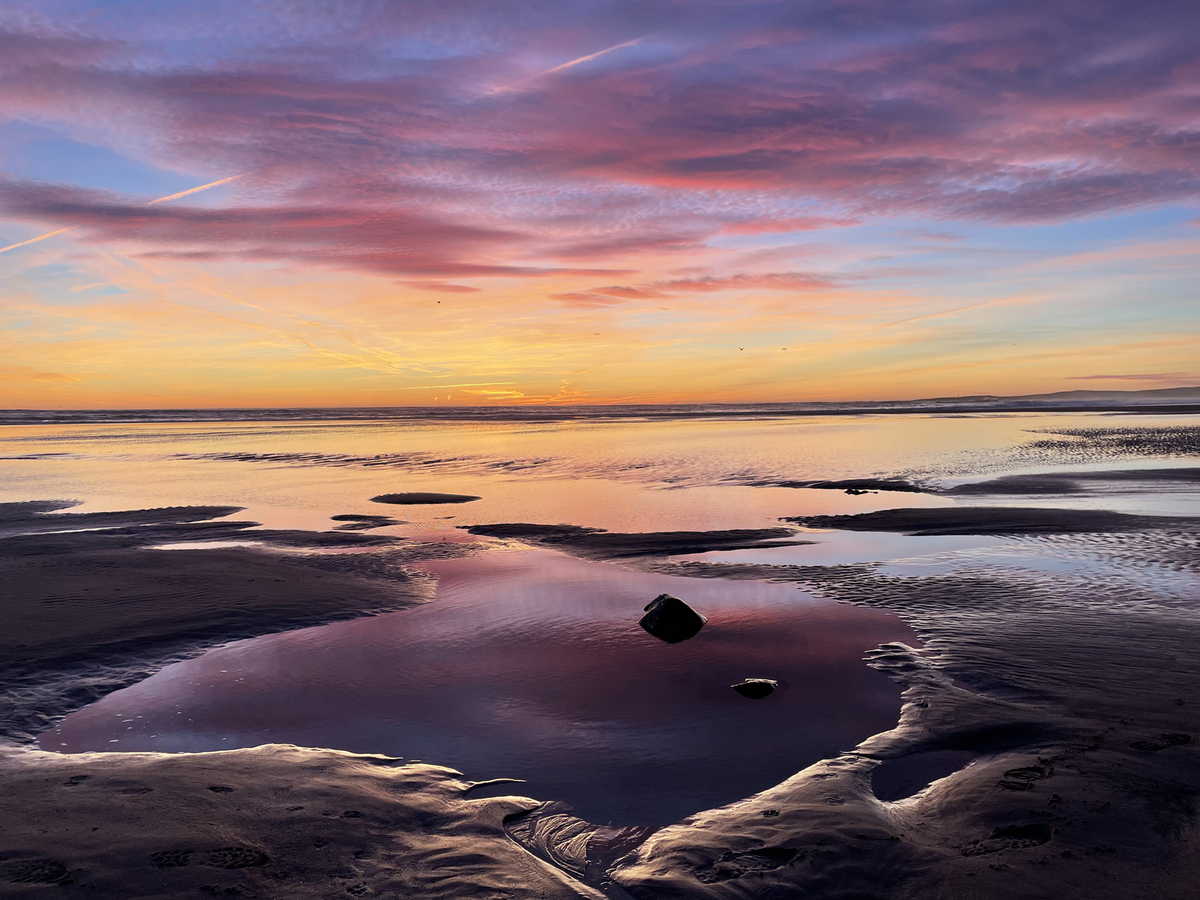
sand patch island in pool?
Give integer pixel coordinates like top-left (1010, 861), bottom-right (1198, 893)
top-left (371, 492), bottom-right (482, 505)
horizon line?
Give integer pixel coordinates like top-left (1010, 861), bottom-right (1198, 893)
top-left (3, 384), bottom-right (1199, 416)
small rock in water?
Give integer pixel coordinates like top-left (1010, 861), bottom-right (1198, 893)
top-left (639, 593), bottom-right (707, 643)
top-left (732, 678), bottom-right (778, 699)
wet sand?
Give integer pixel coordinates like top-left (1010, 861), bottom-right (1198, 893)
top-left (612, 527), bottom-right (1200, 898)
top-left (790, 506), bottom-right (1200, 535)
top-left (461, 523), bottom-right (810, 558)
top-left (0, 743), bottom-right (595, 899)
top-left (943, 467), bottom-right (1200, 495)
top-left (0, 501), bottom-right (601, 899)
top-left (3, 463), bottom-right (1200, 897)
top-left (371, 492), bottom-right (482, 505)
top-left (0, 502), bottom-right (446, 743)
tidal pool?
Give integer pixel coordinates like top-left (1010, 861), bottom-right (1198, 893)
top-left (43, 548), bottom-right (913, 826)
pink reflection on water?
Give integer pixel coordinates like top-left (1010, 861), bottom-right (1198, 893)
top-left (45, 550), bottom-right (914, 825)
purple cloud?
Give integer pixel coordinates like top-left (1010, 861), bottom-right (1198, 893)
top-left (1, 0), bottom-right (1198, 277)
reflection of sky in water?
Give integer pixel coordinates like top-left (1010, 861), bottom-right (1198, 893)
top-left (150, 540), bottom-right (265, 551)
top-left (2, 412), bottom-right (1190, 535)
top-left (13, 411), bottom-right (1198, 824)
top-left (42, 550), bottom-right (913, 826)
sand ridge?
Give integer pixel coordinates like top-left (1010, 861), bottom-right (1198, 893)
top-left (0, 743), bottom-right (601, 899)
top-left (461, 523), bottom-right (812, 559)
top-left (788, 506), bottom-right (1200, 535)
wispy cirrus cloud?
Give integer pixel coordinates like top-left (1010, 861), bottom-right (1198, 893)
top-left (0, 180), bottom-right (554, 277)
top-left (551, 272), bottom-right (844, 306)
top-left (0, 176), bottom-right (245, 255)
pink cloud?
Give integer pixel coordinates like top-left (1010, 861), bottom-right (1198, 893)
top-left (0, 180), bottom-right (599, 277)
top-left (397, 282), bottom-right (483, 293)
top-left (719, 216), bottom-right (860, 235)
top-left (0, 0), bottom-right (1197, 281)
top-left (551, 271), bottom-right (842, 305)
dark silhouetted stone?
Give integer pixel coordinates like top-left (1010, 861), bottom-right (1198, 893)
top-left (732, 678), bottom-right (778, 699)
top-left (639, 594), bottom-right (707, 643)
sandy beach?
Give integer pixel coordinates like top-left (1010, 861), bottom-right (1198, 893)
top-left (625, 528), bottom-right (1200, 897)
top-left (5, 0), bottom-right (1200, 888)
top-left (2, 413), bottom-right (1199, 898)
top-left (0, 743), bottom-right (597, 899)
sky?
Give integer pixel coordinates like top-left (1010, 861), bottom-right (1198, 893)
top-left (0, 0), bottom-right (1197, 408)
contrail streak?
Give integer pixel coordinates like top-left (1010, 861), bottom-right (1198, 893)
top-left (483, 35), bottom-right (649, 96)
top-left (540, 35), bottom-right (647, 77)
top-left (0, 228), bottom-right (71, 255)
top-left (146, 174), bottom-right (244, 205)
top-left (0, 175), bottom-right (244, 256)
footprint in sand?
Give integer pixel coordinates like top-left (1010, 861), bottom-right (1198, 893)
top-left (1129, 732), bottom-right (1192, 752)
top-left (696, 847), bottom-right (804, 884)
top-left (149, 849), bottom-right (193, 869)
top-left (960, 823), bottom-right (1054, 856)
top-left (999, 762), bottom-right (1053, 791)
top-left (1, 859), bottom-right (71, 884)
top-left (203, 847), bottom-right (270, 869)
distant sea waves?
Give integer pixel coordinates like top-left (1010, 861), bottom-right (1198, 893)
top-left (3, 391), bottom-right (1199, 427)
top-left (1, 405), bottom-right (860, 426)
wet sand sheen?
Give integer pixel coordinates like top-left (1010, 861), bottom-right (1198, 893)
top-left (4, 418), bottom-right (1198, 899)
top-left (42, 549), bottom-right (913, 826)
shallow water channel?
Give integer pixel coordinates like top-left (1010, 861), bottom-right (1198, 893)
top-left (43, 548), bottom-right (913, 826)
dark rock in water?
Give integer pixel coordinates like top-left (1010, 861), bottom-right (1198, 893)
top-left (732, 678), bottom-right (778, 699)
top-left (639, 594), bottom-right (707, 643)
top-left (370, 492), bottom-right (481, 505)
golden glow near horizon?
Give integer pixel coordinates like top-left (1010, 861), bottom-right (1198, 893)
top-left (1, 3), bottom-right (1197, 408)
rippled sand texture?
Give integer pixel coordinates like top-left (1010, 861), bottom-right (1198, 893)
top-left (612, 532), bottom-right (1200, 897)
top-left (1, 415), bottom-right (1198, 899)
